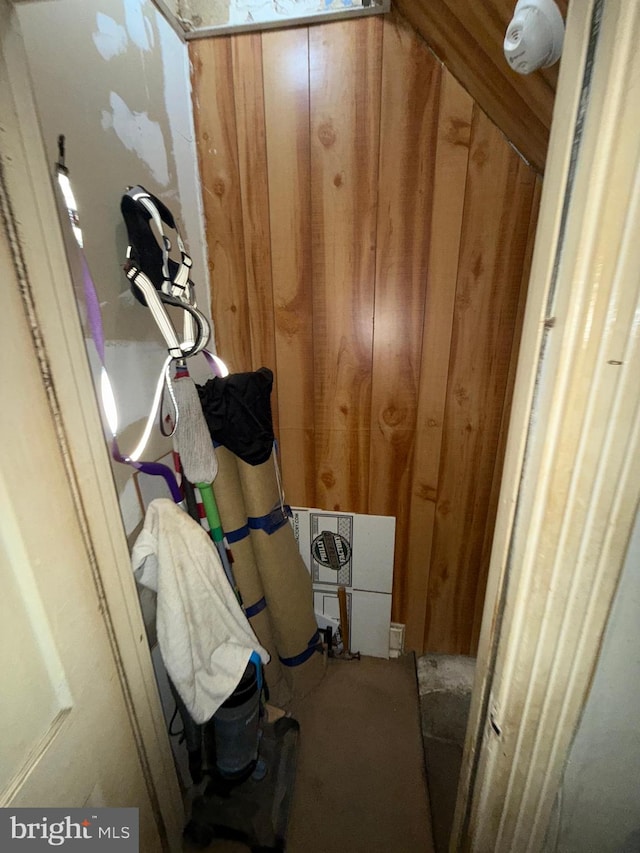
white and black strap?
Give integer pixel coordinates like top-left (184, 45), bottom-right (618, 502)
top-left (121, 184), bottom-right (210, 358)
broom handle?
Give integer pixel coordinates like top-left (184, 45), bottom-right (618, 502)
top-left (181, 476), bottom-right (200, 522)
top-left (198, 482), bottom-right (237, 591)
top-left (338, 586), bottom-right (350, 654)
top-left (198, 482), bottom-right (223, 542)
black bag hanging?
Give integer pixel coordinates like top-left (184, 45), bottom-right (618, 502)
top-left (197, 368), bottom-right (275, 466)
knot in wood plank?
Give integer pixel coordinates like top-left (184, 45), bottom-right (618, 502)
top-left (317, 121), bottom-right (336, 148)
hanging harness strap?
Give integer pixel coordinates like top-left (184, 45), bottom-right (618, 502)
top-left (124, 261), bottom-right (208, 360)
top-left (121, 185), bottom-right (210, 358)
top-left (121, 186), bottom-right (190, 296)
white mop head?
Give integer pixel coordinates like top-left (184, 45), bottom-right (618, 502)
top-left (173, 374), bottom-right (218, 484)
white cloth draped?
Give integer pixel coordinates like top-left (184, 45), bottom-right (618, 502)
top-left (132, 498), bottom-right (268, 724)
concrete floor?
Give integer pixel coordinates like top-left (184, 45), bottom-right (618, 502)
top-left (183, 655), bottom-right (435, 852)
top-left (417, 655), bottom-right (476, 853)
top-left (179, 653), bottom-right (475, 852)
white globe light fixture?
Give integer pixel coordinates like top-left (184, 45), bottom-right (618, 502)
top-left (504, 0), bottom-right (565, 75)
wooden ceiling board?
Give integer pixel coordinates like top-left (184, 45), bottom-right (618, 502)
top-left (393, 0), bottom-right (569, 173)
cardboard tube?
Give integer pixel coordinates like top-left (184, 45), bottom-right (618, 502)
top-left (212, 445), bottom-right (291, 706)
top-left (237, 450), bottom-right (324, 701)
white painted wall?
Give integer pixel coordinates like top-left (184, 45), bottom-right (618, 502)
top-left (545, 510), bottom-right (640, 853)
top-left (17, 0), bottom-right (210, 535)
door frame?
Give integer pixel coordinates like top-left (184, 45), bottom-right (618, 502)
top-left (1, 5), bottom-right (183, 849)
top-left (452, 1), bottom-right (640, 849)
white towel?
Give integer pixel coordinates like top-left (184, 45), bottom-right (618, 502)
top-left (131, 498), bottom-right (269, 724)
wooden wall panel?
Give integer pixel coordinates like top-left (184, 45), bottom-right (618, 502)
top-left (230, 33), bottom-right (279, 432)
top-left (424, 107), bottom-right (537, 654)
top-left (369, 14), bottom-right (440, 517)
top-left (309, 18), bottom-right (383, 514)
top-left (401, 71), bottom-right (474, 651)
top-left (470, 175), bottom-right (543, 651)
top-left (369, 14), bottom-right (442, 641)
top-left (190, 37), bottom-right (252, 372)
top-left (190, 11), bottom-right (543, 655)
top-left (262, 29), bottom-right (315, 506)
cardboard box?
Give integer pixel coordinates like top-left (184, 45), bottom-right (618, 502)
top-left (291, 508), bottom-right (396, 657)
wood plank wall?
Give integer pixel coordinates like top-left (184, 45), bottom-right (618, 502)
top-left (190, 11), bottom-right (541, 656)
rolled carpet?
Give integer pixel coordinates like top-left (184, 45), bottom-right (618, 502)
top-left (212, 445), bottom-right (291, 707)
top-left (236, 450), bottom-right (324, 701)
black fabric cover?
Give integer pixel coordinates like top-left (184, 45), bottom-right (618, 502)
top-left (197, 368), bottom-right (275, 466)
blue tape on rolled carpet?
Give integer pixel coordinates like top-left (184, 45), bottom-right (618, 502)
top-left (227, 505), bottom-right (292, 543)
top-left (248, 505), bottom-right (292, 536)
top-left (226, 524), bottom-right (251, 544)
top-left (245, 596), bottom-right (268, 618)
top-left (280, 631), bottom-right (323, 667)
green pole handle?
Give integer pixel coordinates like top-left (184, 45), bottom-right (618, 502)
top-left (197, 482), bottom-right (223, 543)
top-left (197, 481), bottom-right (241, 603)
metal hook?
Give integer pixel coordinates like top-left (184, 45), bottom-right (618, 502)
top-left (57, 134), bottom-right (67, 172)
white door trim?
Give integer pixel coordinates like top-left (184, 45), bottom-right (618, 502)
top-left (453, 1), bottom-right (640, 849)
top-left (1, 5), bottom-right (183, 849)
